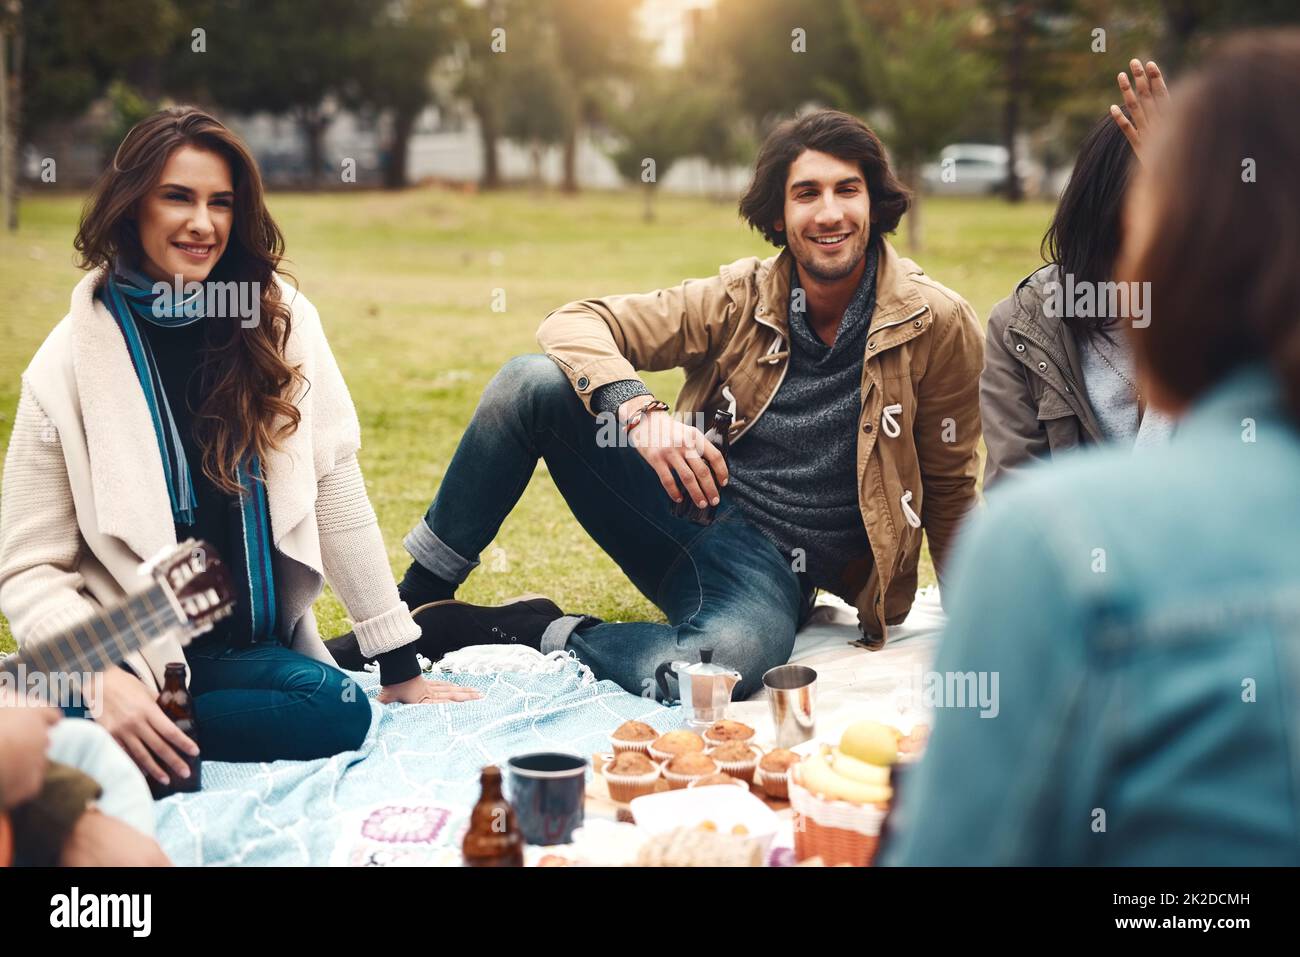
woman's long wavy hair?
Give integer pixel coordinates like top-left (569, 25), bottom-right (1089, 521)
top-left (74, 106), bottom-right (304, 496)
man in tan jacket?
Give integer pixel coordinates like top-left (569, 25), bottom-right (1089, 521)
top-left (394, 110), bottom-right (983, 700)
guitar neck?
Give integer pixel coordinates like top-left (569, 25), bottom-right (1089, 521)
top-left (2, 585), bottom-right (184, 679)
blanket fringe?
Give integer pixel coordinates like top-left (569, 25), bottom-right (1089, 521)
top-left (427, 644), bottom-right (597, 685)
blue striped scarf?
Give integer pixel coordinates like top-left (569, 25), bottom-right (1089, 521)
top-left (100, 265), bottom-right (277, 642)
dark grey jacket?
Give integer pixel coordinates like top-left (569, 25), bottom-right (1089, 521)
top-left (981, 266), bottom-right (1105, 488)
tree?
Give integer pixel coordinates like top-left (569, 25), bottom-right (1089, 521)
top-left (499, 21), bottom-right (573, 190)
top-left (547, 0), bottom-right (642, 193)
top-left (606, 70), bottom-right (714, 222)
top-left (1, 0), bottom-right (20, 232)
top-left (21, 0), bottom-right (182, 140)
top-left (449, 0), bottom-right (510, 189)
top-left (9, 0), bottom-right (185, 227)
top-left (981, 1), bottom-right (1089, 202)
top-left (345, 0), bottom-right (458, 189)
top-left (1149, 0), bottom-right (1300, 73)
top-left (165, 0), bottom-right (371, 186)
top-left (700, 0), bottom-right (860, 128)
top-left (679, 8), bottom-right (757, 199)
top-left (827, 0), bottom-right (994, 250)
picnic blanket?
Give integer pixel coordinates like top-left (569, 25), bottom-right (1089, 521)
top-left (155, 653), bottom-right (683, 865)
top-left (155, 592), bottom-right (946, 865)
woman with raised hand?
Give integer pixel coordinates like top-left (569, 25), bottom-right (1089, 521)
top-left (886, 32), bottom-right (1300, 866)
top-left (980, 59), bottom-right (1174, 488)
top-left (0, 107), bottom-right (480, 790)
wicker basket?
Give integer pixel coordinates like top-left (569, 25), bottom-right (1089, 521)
top-left (788, 766), bottom-right (888, 867)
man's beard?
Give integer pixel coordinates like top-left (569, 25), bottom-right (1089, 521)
top-left (791, 228), bottom-right (870, 283)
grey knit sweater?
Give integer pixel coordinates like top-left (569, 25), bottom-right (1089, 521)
top-left (1076, 327), bottom-right (1177, 449)
top-left (594, 249), bottom-right (878, 597)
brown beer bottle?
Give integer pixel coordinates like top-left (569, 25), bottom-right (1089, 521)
top-left (693, 409), bottom-right (733, 525)
top-left (462, 765), bottom-right (525, 867)
top-left (150, 662), bottom-right (201, 798)
top-left (672, 409), bottom-right (734, 524)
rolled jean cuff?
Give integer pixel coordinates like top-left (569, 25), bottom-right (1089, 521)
top-left (403, 520), bottom-right (479, 585)
top-left (539, 614), bottom-right (599, 656)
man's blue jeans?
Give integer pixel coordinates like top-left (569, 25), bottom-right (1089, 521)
top-left (405, 354), bottom-right (810, 701)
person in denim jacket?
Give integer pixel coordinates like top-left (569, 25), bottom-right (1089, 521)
top-left (884, 33), bottom-right (1300, 866)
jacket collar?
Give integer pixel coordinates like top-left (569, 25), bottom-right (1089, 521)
top-left (868, 239), bottom-right (928, 332)
top-left (1007, 265), bottom-right (1090, 380)
top-left (70, 268), bottom-right (177, 563)
top-left (752, 238), bottom-right (926, 337)
top-left (1005, 264), bottom-right (1107, 440)
top-left (68, 268), bottom-right (319, 570)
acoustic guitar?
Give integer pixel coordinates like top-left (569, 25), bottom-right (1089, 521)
top-left (0, 539), bottom-right (234, 866)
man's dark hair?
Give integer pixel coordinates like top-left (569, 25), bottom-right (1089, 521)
top-left (739, 109), bottom-right (911, 249)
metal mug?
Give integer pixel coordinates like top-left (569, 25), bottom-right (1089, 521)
top-left (505, 752), bottom-right (588, 846)
top-left (762, 664), bottom-right (817, 749)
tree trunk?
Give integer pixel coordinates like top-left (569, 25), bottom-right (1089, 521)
top-left (907, 190), bottom-right (922, 253)
top-left (903, 161), bottom-right (922, 253)
top-left (561, 124), bottom-right (578, 193)
top-left (477, 101), bottom-right (501, 190)
top-left (299, 109), bottom-right (328, 188)
top-left (1158, 0), bottom-right (1201, 75)
top-left (530, 142), bottom-right (543, 193)
top-left (383, 107), bottom-right (415, 190)
top-left (1, 0), bottom-right (21, 232)
top-left (0, 7), bottom-right (11, 232)
top-left (1002, 3), bottom-right (1028, 203)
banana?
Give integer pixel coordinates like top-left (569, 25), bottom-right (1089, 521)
top-left (832, 748), bottom-right (891, 786)
top-left (799, 748), bottom-right (893, 804)
top-left (839, 719), bottom-right (900, 767)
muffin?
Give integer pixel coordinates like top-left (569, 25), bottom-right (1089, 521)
top-left (703, 720), bottom-right (756, 749)
top-left (603, 751), bottom-right (661, 803)
top-left (756, 748), bottom-right (800, 800)
top-left (707, 742), bottom-right (761, 783)
top-left (688, 772), bottom-right (748, 790)
top-left (610, 720), bottom-right (658, 755)
top-left (662, 752), bottom-right (717, 790)
top-left (649, 730), bottom-right (706, 763)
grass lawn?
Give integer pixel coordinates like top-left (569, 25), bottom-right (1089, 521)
top-left (0, 187), bottom-right (1054, 655)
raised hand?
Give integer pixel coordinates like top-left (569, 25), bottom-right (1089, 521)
top-left (1110, 59), bottom-right (1171, 165)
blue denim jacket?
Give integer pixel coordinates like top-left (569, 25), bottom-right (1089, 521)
top-left (884, 365), bottom-right (1300, 865)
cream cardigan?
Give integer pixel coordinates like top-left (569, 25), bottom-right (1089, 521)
top-left (0, 267), bottom-right (418, 692)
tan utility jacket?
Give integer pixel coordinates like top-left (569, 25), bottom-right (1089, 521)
top-left (537, 239), bottom-right (984, 645)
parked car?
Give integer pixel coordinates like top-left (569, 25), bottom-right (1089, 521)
top-left (921, 143), bottom-right (1041, 196)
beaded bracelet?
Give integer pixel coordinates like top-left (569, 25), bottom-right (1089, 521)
top-left (623, 399), bottom-right (670, 437)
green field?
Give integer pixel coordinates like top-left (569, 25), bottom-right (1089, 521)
top-left (0, 188), bottom-right (1054, 654)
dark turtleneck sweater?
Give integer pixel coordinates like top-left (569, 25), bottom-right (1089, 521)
top-left (139, 318), bottom-right (420, 683)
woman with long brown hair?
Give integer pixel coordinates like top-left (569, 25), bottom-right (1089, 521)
top-left (883, 31), bottom-right (1300, 865)
top-left (0, 107), bottom-right (480, 787)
